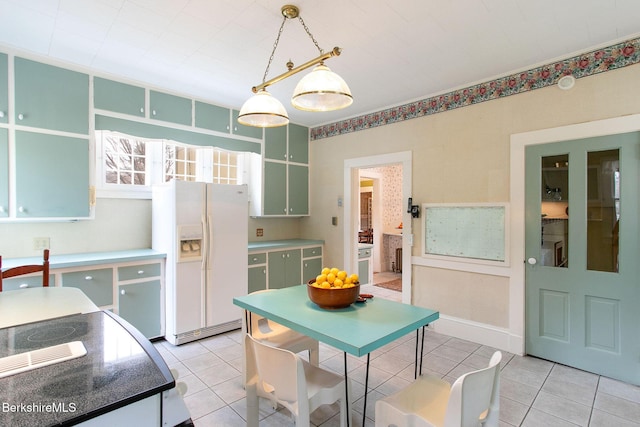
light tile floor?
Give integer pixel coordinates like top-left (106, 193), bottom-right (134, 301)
top-left (153, 275), bottom-right (640, 426)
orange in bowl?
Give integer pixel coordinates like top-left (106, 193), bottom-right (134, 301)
top-left (307, 279), bottom-right (360, 309)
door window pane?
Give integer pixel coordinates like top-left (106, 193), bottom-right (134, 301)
top-left (587, 149), bottom-right (620, 272)
top-left (541, 154), bottom-right (569, 267)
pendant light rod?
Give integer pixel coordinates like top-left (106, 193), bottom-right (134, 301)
top-left (251, 46), bottom-right (342, 93)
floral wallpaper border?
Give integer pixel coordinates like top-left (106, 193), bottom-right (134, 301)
top-left (310, 37), bottom-right (640, 141)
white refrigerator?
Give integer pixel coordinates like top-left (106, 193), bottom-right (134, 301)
top-left (152, 180), bottom-right (248, 345)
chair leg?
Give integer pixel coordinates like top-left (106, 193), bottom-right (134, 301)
top-left (246, 384), bottom-right (259, 427)
top-left (309, 347), bottom-right (320, 366)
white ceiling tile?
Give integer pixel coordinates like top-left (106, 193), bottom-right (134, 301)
top-left (1, 0), bottom-right (639, 127)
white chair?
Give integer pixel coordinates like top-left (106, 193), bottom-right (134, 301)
top-left (375, 351), bottom-right (502, 427)
top-left (244, 333), bottom-right (350, 427)
top-left (242, 290), bottom-right (319, 371)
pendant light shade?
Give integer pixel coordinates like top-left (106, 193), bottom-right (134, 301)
top-left (237, 89), bottom-right (289, 127)
top-left (291, 64), bottom-right (353, 111)
top-left (238, 5), bottom-right (353, 127)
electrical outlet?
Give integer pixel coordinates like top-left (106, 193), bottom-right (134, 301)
top-left (256, 228), bottom-right (264, 237)
top-left (34, 237), bottom-right (50, 250)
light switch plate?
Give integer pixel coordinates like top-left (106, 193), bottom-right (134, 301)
top-left (34, 237), bottom-right (50, 250)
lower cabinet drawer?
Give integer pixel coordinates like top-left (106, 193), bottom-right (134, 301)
top-left (61, 268), bottom-right (113, 306)
top-left (1, 275), bottom-right (46, 291)
top-left (359, 248), bottom-right (372, 258)
top-left (118, 263), bottom-right (161, 281)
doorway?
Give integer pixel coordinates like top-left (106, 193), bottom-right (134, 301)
top-left (343, 152), bottom-right (412, 304)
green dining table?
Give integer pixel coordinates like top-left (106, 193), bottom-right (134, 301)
top-left (233, 284), bottom-right (440, 425)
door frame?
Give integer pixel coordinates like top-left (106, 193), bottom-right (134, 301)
top-left (358, 170), bottom-right (383, 273)
top-left (510, 113), bottom-right (640, 356)
top-left (344, 151), bottom-right (412, 304)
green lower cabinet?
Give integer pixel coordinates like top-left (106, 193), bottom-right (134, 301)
top-left (303, 257), bottom-right (322, 283)
top-left (15, 131), bottom-right (89, 218)
top-left (61, 268), bottom-right (114, 307)
top-left (118, 280), bottom-right (161, 339)
top-left (359, 259), bottom-right (370, 286)
top-left (268, 249), bottom-right (302, 289)
top-left (248, 266), bottom-right (267, 293)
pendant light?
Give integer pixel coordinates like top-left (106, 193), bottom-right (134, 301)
top-left (237, 5), bottom-right (352, 128)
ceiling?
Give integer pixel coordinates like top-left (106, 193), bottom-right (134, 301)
top-left (1, 0), bottom-right (639, 128)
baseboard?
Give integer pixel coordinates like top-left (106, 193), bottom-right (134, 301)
top-left (166, 319), bottom-right (242, 346)
top-left (429, 315), bottom-right (524, 356)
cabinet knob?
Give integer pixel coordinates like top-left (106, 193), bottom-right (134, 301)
top-left (18, 206), bottom-right (25, 213)
top-left (17, 113), bottom-right (24, 120)
top-left (139, 107), bottom-right (144, 113)
top-left (137, 270), bottom-right (144, 274)
top-left (0, 111), bottom-right (4, 118)
top-left (120, 289), bottom-right (126, 295)
top-left (252, 257), bottom-right (258, 262)
top-left (85, 275), bottom-right (93, 280)
top-left (0, 206), bottom-right (5, 213)
top-left (152, 109), bottom-right (157, 116)
top-left (19, 283), bottom-right (29, 289)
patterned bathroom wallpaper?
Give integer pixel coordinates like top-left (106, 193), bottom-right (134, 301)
top-left (362, 164), bottom-right (403, 232)
top-left (310, 36), bottom-right (640, 141)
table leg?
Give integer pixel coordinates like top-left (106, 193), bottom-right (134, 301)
top-left (343, 352), bottom-right (350, 427)
top-left (419, 325), bottom-right (426, 376)
top-left (414, 329), bottom-right (419, 379)
top-left (414, 325), bottom-right (427, 379)
top-left (362, 352), bottom-right (371, 426)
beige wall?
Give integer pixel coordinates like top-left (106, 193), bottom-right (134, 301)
top-left (301, 64), bottom-right (640, 334)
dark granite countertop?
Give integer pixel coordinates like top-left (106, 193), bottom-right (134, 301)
top-left (0, 311), bottom-right (174, 426)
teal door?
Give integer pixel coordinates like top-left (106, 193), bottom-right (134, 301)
top-left (525, 132), bottom-right (640, 385)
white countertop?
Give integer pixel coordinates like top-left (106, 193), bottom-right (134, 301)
top-left (0, 287), bottom-right (99, 329)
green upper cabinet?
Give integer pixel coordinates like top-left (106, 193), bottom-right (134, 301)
top-left (263, 161), bottom-right (287, 215)
top-left (94, 77), bottom-right (145, 117)
top-left (14, 57), bottom-right (89, 134)
top-left (288, 123), bottom-right (309, 164)
top-left (0, 53), bottom-right (7, 124)
top-left (288, 164), bottom-right (309, 215)
top-left (149, 90), bottom-right (192, 126)
top-left (195, 101), bottom-right (231, 133)
top-left (264, 123), bottom-right (308, 163)
top-left (265, 126), bottom-right (287, 161)
top-left (15, 131), bottom-right (90, 218)
top-left (231, 109), bottom-right (263, 139)
top-left (0, 129), bottom-right (7, 217)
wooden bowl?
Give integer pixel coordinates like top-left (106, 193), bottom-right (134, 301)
top-left (307, 281), bottom-right (361, 309)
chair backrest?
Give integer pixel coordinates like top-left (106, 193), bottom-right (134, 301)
top-left (245, 333), bottom-right (306, 410)
top-left (0, 249), bottom-right (50, 292)
top-left (444, 351), bottom-right (502, 427)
